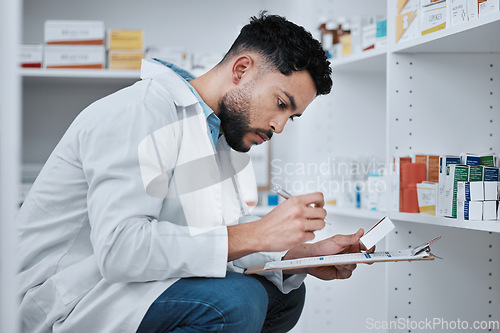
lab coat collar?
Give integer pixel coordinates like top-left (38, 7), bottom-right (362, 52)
top-left (140, 59), bottom-right (199, 107)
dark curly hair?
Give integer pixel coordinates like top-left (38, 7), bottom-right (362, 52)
top-left (222, 12), bottom-right (332, 96)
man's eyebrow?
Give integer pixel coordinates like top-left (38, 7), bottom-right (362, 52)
top-left (281, 89), bottom-right (297, 111)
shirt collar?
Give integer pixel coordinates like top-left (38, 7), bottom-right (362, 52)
top-left (153, 58), bottom-right (215, 120)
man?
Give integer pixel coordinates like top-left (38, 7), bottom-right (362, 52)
top-left (17, 13), bottom-right (367, 332)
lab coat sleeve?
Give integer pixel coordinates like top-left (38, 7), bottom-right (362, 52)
top-left (80, 95), bottom-right (228, 283)
top-left (231, 215), bottom-right (306, 294)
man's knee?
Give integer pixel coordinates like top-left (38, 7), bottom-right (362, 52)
top-left (220, 272), bottom-right (268, 332)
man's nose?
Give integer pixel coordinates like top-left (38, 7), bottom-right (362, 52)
top-left (269, 117), bottom-right (286, 134)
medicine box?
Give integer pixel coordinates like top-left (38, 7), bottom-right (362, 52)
top-left (457, 200), bottom-right (483, 220)
top-left (359, 217), bottom-right (395, 250)
top-left (417, 182), bottom-right (438, 215)
top-left (457, 181), bottom-right (484, 202)
top-left (460, 153), bottom-right (481, 165)
top-left (479, 0), bottom-right (500, 17)
top-left (467, 0), bottom-right (479, 19)
top-left (44, 20), bottom-right (104, 45)
top-left (445, 164), bottom-right (469, 218)
top-left (375, 17), bottom-right (387, 48)
top-left (451, 0), bottom-right (469, 25)
top-left (395, 8), bottom-right (420, 43)
top-left (108, 50), bottom-right (144, 70)
top-left (395, 0), bottom-right (420, 44)
top-left (438, 156), bottom-right (461, 216)
top-left (44, 45), bottom-right (105, 69)
top-left (19, 44), bottom-right (43, 68)
top-left (107, 30), bottom-right (144, 50)
top-left (361, 17), bottom-right (377, 51)
top-left (484, 181), bottom-right (499, 201)
top-left (483, 167), bottom-right (500, 181)
top-left (483, 201), bottom-right (498, 220)
top-left (469, 165), bottom-right (484, 181)
top-left (421, 0), bottom-right (449, 36)
top-left (479, 154), bottom-right (497, 167)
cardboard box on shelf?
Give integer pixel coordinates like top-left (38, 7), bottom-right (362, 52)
top-left (438, 155), bottom-right (461, 216)
top-left (417, 182), bottom-right (438, 215)
top-left (451, 0), bottom-right (469, 25)
top-left (457, 200), bottom-right (483, 220)
top-left (19, 44), bottom-right (43, 68)
top-left (44, 20), bottom-right (104, 45)
top-left (467, 0), bottom-right (479, 20)
top-left (44, 45), bottom-right (105, 69)
top-left (421, 0), bottom-right (449, 36)
top-left (108, 50), bottom-right (144, 70)
top-left (457, 181), bottom-right (484, 201)
top-left (395, 10), bottom-right (419, 43)
top-left (107, 29), bottom-right (144, 50)
top-left (445, 164), bottom-right (469, 218)
top-left (479, 0), bottom-right (500, 17)
top-left (484, 181), bottom-right (499, 201)
top-left (483, 200), bottom-right (498, 220)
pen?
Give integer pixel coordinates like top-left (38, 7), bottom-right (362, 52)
top-left (272, 184), bottom-right (331, 226)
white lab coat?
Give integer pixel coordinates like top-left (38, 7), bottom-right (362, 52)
top-left (17, 60), bottom-right (305, 333)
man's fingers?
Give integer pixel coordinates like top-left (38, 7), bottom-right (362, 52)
top-left (334, 228), bottom-right (365, 247)
top-left (336, 264), bottom-right (357, 279)
top-left (294, 192), bottom-right (325, 208)
top-left (304, 218), bottom-right (326, 232)
top-left (302, 206), bottom-right (327, 220)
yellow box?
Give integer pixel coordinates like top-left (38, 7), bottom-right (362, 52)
top-left (108, 30), bottom-right (143, 50)
top-left (108, 50), bottom-right (144, 70)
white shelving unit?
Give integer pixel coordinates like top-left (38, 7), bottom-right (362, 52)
top-left (19, 68), bottom-right (140, 79)
top-left (330, 47), bottom-right (387, 72)
top-left (0, 1), bottom-right (21, 332)
top-left (8, 1), bottom-right (500, 332)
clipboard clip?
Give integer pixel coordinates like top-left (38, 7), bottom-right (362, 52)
top-left (411, 235), bottom-right (442, 257)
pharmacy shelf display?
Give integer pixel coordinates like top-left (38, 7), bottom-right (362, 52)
top-left (18, 12), bottom-right (500, 233)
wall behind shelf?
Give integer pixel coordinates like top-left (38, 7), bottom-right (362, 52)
top-left (22, 79), bottom-right (139, 163)
top-left (22, 0), bottom-right (267, 55)
top-left (388, 52), bottom-right (500, 157)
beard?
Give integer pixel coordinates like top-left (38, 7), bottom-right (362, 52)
top-left (218, 83), bottom-right (273, 153)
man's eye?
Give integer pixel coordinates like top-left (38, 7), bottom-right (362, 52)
top-left (289, 115), bottom-right (296, 122)
top-left (278, 99), bottom-right (287, 109)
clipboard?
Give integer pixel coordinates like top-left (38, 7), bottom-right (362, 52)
top-left (245, 236), bottom-right (441, 275)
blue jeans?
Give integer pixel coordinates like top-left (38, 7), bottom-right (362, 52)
top-left (137, 271), bottom-right (306, 333)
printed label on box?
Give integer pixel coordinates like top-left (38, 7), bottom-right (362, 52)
top-left (45, 20), bottom-right (105, 45)
top-left (44, 45), bottom-right (105, 69)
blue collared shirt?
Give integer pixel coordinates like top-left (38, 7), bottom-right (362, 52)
top-left (153, 59), bottom-right (221, 147)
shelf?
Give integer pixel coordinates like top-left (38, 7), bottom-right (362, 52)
top-left (19, 68), bottom-right (140, 85)
top-left (393, 12), bottom-right (500, 53)
top-left (330, 48), bottom-right (387, 73)
top-left (389, 212), bottom-right (500, 233)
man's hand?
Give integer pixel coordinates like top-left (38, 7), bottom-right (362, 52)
top-left (283, 229), bottom-right (373, 280)
top-left (227, 192), bottom-right (326, 261)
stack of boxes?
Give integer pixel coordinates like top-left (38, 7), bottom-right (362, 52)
top-left (318, 15), bottom-right (387, 60)
top-left (445, 154), bottom-right (500, 221)
top-left (395, 0), bottom-right (500, 44)
top-left (44, 20), bottom-right (106, 69)
top-left (107, 29), bottom-right (144, 70)
top-left (19, 20), bottom-right (144, 70)
top-left (396, 152), bottom-right (500, 221)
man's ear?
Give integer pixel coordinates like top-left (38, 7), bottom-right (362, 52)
top-left (231, 55), bottom-right (254, 85)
